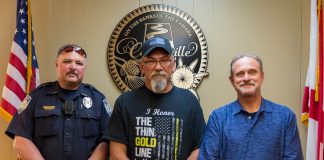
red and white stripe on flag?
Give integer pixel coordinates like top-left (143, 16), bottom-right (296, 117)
top-left (302, 0), bottom-right (324, 159)
top-left (0, 0), bottom-right (40, 122)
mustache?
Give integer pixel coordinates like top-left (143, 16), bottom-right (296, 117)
top-left (150, 71), bottom-right (167, 77)
top-left (240, 82), bottom-right (254, 86)
top-left (66, 71), bottom-right (78, 76)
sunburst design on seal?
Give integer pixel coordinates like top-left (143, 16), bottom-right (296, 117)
top-left (172, 66), bottom-right (194, 89)
top-left (108, 4), bottom-right (209, 94)
top-left (171, 57), bottom-right (208, 99)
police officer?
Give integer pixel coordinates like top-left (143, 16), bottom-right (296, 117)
top-left (6, 44), bottom-right (111, 160)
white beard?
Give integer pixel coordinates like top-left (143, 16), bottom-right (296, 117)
top-left (150, 78), bottom-right (167, 93)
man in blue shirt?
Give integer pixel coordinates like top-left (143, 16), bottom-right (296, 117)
top-left (199, 53), bottom-right (303, 160)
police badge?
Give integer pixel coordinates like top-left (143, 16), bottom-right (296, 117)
top-left (82, 97), bottom-right (93, 109)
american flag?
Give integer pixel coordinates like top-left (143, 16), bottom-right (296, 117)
top-left (302, 0), bottom-right (324, 159)
top-left (0, 0), bottom-right (40, 122)
top-left (155, 117), bottom-right (183, 160)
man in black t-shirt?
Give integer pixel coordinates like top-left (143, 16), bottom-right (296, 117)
top-left (108, 37), bottom-right (206, 160)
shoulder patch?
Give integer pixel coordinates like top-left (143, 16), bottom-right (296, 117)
top-left (103, 98), bottom-right (112, 116)
top-left (18, 95), bottom-right (32, 114)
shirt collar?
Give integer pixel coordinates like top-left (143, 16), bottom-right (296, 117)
top-left (232, 98), bottom-right (273, 116)
top-left (46, 81), bottom-right (89, 97)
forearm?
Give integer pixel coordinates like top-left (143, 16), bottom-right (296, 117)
top-left (88, 142), bottom-right (108, 160)
top-left (110, 141), bottom-right (129, 160)
top-left (187, 149), bottom-right (199, 160)
top-left (13, 136), bottom-right (44, 160)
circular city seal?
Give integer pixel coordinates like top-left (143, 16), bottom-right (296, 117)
top-left (107, 4), bottom-right (208, 98)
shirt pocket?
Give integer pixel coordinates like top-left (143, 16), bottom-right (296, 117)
top-left (34, 109), bottom-right (61, 136)
top-left (77, 111), bottom-right (100, 137)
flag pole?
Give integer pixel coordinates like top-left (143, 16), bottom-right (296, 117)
top-left (26, 0), bottom-right (32, 94)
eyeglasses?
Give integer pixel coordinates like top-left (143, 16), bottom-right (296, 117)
top-left (57, 45), bottom-right (87, 58)
top-left (142, 59), bottom-right (173, 68)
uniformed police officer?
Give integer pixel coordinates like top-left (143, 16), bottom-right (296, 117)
top-left (6, 44), bottom-right (111, 160)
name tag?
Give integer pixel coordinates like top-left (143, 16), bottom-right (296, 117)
top-left (43, 106), bottom-right (55, 110)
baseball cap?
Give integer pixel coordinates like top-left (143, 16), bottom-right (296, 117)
top-left (142, 37), bottom-right (173, 57)
top-left (57, 44), bottom-right (87, 58)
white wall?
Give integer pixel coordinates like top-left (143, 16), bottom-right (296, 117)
top-left (0, 0), bottom-right (309, 159)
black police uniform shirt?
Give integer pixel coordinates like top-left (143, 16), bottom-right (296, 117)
top-left (6, 81), bottom-right (111, 160)
top-left (108, 86), bottom-right (206, 160)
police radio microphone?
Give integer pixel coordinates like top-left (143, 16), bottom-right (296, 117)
top-left (64, 101), bottom-right (74, 115)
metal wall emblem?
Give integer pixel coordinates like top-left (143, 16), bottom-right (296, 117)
top-left (107, 4), bottom-right (208, 99)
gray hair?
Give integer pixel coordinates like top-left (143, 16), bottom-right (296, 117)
top-left (230, 53), bottom-right (263, 76)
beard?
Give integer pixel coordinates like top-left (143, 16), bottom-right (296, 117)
top-left (150, 71), bottom-right (168, 93)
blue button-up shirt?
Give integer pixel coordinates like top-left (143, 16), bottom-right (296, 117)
top-left (199, 98), bottom-right (303, 160)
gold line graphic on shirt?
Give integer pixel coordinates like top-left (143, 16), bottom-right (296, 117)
top-left (174, 118), bottom-right (179, 160)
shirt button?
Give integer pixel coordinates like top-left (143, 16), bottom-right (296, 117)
top-left (67, 118), bottom-right (70, 121)
top-left (66, 132), bottom-right (69, 136)
top-left (248, 116), bottom-right (251, 119)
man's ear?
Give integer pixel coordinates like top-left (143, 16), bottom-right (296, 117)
top-left (139, 61), bottom-right (144, 74)
top-left (261, 72), bottom-right (265, 83)
top-left (172, 59), bottom-right (176, 71)
top-left (229, 76), bottom-right (234, 86)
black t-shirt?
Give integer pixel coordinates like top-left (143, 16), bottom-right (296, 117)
top-left (108, 86), bottom-right (206, 159)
